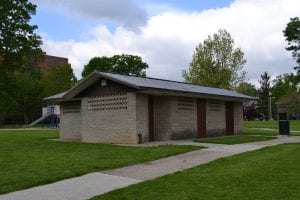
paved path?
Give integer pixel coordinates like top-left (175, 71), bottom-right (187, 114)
top-left (1, 136), bottom-right (299, 200)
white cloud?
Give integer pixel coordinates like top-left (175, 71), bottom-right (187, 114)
top-left (34, 0), bottom-right (148, 31)
top-left (41, 0), bottom-right (300, 85)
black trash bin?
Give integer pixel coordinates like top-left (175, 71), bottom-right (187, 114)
top-left (279, 120), bottom-right (290, 135)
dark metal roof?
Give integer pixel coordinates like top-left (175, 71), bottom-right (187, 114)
top-left (98, 71), bottom-right (255, 100)
top-left (45, 71), bottom-right (256, 101)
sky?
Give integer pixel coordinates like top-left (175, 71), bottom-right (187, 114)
top-left (30, 0), bottom-right (300, 85)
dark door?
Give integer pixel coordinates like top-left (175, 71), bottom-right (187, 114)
top-left (197, 99), bottom-right (206, 138)
top-left (148, 95), bottom-right (154, 142)
top-left (225, 102), bottom-right (234, 135)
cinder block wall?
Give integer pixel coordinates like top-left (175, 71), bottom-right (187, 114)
top-left (80, 93), bottom-right (138, 144)
top-left (60, 103), bottom-right (82, 141)
top-left (136, 93), bottom-right (149, 143)
top-left (206, 100), bottom-right (226, 137)
top-left (154, 96), bottom-right (171, 140)
top-left (170, 97), bottom-right (197, 139)
top-left (234, 102), bottom-right (243, 135)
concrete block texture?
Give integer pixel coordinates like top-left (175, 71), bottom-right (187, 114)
top-left (170, 97), bottom-right (197, 139)
top-left (59, 91), bottom-right (245, 144)
top-left (206, 100), bottom-right (226, 137)
top-left (81, 93), bottom-right (137, 144)
top-left (136, 93), bottom-right (149, 143)
top-left (60, 102), bottom-right (82, 141)
top-left (234, 102), bottom-right (243, 135)
top-left (153, 96), bottom-right (171, 141)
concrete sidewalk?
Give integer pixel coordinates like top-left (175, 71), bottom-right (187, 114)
top-left (1, 136), bottom-right (299, 200)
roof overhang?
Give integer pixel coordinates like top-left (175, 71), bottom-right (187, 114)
top-left (44, 71), bottom-right (257, 102)
top-left (137, 88), bottom-right (257, 102)
top-left (44, 71), bottom-right (142, 101)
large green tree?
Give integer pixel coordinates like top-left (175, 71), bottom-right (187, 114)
top-left (0, 0), bottom-right (43, 125)
top-left (9, 69), bottom-right (44, 125)
top-left (42, 64), bottom-right (77, 98)
top-left (283, 17), bottom-right (300, 71)
top-left (0, 0), bottom-right (43, 82)
top-left (257, 72), bottom-right (272, 120)
top-left (82, 54), bottom-right (148, 78)
top-left (272, 73), bottom-right (300, 103)
top-left (183, 29), bottom-right (246, 89)
top-left (235, 82), bottom-right (257, 97)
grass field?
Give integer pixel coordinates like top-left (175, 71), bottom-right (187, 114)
top-left (0, 130), bottom-right (202, 194)
top-left (244, 120), bottom-right (300, 130)
top-left (195, 135), bottom-right (276, 145)
top-left (243, 120), bottom-right (300, 136)
top-left (243, 127), bottom-right (278, 136)
top-left (93, 143), bottom-right (300, 200)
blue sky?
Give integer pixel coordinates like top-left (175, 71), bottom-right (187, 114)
top-left (30, 0), bottom-right (300, 83)
top-left (32, 0), bottom-right (234, 41)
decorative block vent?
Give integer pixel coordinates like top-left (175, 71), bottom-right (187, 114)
top-left (87, 94), bottom-right (128, 111)
top-left (63, 104), bottom-right (80, 114)
top-left (178, 97), bottom-right (194, 110)
top-left (209, 101), bottom-right (221, 111)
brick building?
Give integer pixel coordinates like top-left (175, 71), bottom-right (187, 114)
top-left (46, 71), bottom-right (254, 144)
top-left (35, 55), bottom-right (69, 73)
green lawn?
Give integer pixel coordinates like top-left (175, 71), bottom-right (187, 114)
top-left (243, 127), bottom-right (278, 136)
top-left (244, 120), bottom-right (300, 130)
top-left (0, 130), bottom-right (203, 194)
top-left (243, 120), bottom-right (300, 136)
top-left (195, 135), bottom-right (276, 145)
top-left (93, 143), bottom-right (300, 200)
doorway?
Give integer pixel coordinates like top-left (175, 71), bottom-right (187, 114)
top-left (225, 102), bottom-right (234, 135)
top-left (197, 99), bottom-right (206, 137)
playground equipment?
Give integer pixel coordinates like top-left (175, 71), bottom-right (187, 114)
top-left (26, 105), bottom-right (60, 128)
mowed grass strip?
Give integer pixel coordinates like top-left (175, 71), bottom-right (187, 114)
top-left (244, 120), bottom-right (300, 131)
top-left (93, 143), bottom-right (300, 200)
top-left (195, 135), bottom-right (276, 145)
top-left (244, 121), bottom-right (300, 136)
top-left (243, 127), bottom-right (278, 136)
top-left (0, 130), bottom-right (203, 194)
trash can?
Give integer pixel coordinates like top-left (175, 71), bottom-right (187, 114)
top-left (279, 120), bottom-right (290, 135)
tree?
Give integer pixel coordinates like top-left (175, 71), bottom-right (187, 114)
top-left (257, 72), bottom-right (272, 120)
top-left (283, 17), bottom-right (300, 71)
top-left (82, 54), bottom-right (148, 78)
top-left (235, 82), bottom-right (257, 97)
top-left (272, 73), bottom-right (300, 103)
top-left (0, 0), bottom-right (43, 82)
top-left (9, 69), bottom-right (44, 125)
top-left (42, 64), bottom-right (77, 98)
top-left (183, 29), bottom-right (246, 89)
top-left (0, 0), bottom-right (43, 125)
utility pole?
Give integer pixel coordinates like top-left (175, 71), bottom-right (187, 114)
top-left (269, 91), bottom-right (272, 120)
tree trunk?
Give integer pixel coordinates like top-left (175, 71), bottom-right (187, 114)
top-left (24, 113), bottom-right (29, 125)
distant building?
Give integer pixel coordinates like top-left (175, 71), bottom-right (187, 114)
top-left (34, 55), bottom-right (69, 73)
top-left (0, 54), bottom-right (69, 72)
top-left (276, 93), bottom-right (300, 120)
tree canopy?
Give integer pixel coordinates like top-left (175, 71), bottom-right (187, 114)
top-left (283, 17), bottom-right (300, 71)
top-left (235, 82), bottom-right (257, 97)
top-left (10, 69), bottom-right (43, 125)
top-left (0, 0), bottom-right (43, 75)
top-left (272, 73), bottom-right (300, 103)
top-left (42, 64), bottom-right (77, 98)
top-left (183, 29), bottom-right (246, 89)
top-left (82, 54), bottom-right (149, 78)
top-left (257, 72), bottom-right (272, 120)
top-left (0, 0), bottom-right (44, 125)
